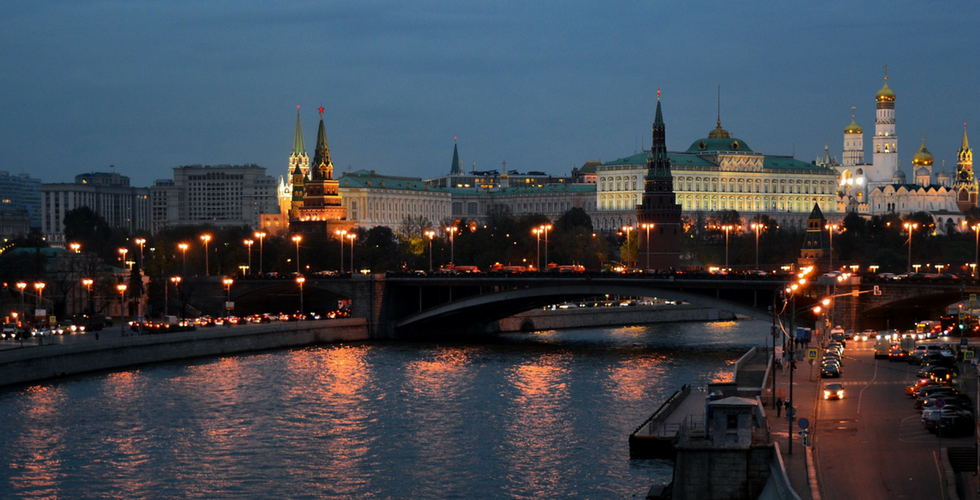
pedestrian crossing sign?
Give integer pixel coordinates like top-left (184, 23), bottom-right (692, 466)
top-left (965, 350), bottom-right (975, 361)
top-left (807, 348), bottom-right (818, 359)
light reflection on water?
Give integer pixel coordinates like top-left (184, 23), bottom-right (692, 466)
top-left (0, 320), bottom-right (767, 499)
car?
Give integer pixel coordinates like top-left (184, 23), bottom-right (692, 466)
top-left (858, 329), bottom-right (875, 341)
top-left (915, 384), bottom-right (960, 400)
top-left (923, 407), bottom-right (975, 435)
top-left (823, 352), bottom-right (843, 365)
top-left (888, 347), bottom-right (909, 361)
top-left (820, 363), bottom-right (842, 378)
top-left (918, 362), bottom-right (958, 379)
top-left (824, 383), bottom-right (845, 400)
top-left (906, 378), bottom-right (942, 397)
top-left (915, 388), bottom-right (961, 409)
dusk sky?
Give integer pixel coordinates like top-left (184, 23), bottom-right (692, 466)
top-left (2, 1), bottom-right (978, 187)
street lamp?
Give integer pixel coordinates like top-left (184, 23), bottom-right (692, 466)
top-left (296, 276), bottom-right (306, 317)
top-left (824, 223), bottom-right (839, 272)
top-left (170, 276), bottom-right (182, 318)
top-left (82, 278), bottom-right (94, 316)
top-left (446, 226), bottom-right (456, 267)
top-left (640, 223), bottom-right (655, 270)
top-left (243, 239), bottom-right (254, 276)
top-left (200, 234), bottom-right (212, 277)
top-left (335, 229), bottom-right (347, 273)
top-left (15, 282), bottom-right (26, 326)
top-left (751, 222), bottom-right (764, 269)
top-left (69, 242), bottom-right (81, 253)
top-left (720, 224), bottom-right (734, 269)
top-left (532, 227), bottom-right (543, 271)
top-left (903, 222), bottom-right (918, 273)
top-left (178, 243), bottom-right (189, 275)
top-left (621, 225), bottom-right (634, 268)
top-left (542, 224), bottom-right (553, 268)
top-left (34, 282), bottom-right (45, 320)
top-left (291, 235), bottom-right (302, 274)
top-left (223, 278), bottom-right (234, 322)
top-left (116, 284), bottom-right (127, 333)
top-left (781, 265), bottom-right (815, 456)
top-left (134, 238), bottom-right (146, 270)
top-left (347, 233), bottom-right (356, 272)
top-left (254, 231), bottom-right (267, 276)
top-left (424, 230), bottom-right (436, 272)
top-left (971, 224), bottom-right (980, 277)
top-left (119, 247), bottom-right (129, 269)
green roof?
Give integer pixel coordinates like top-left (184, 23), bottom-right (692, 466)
top-left (685, 137), bottom-right (753, 153)
top-left (339, 170), bottom-right (442, 192)
top-left (603, 151), bottom-right (831, 172)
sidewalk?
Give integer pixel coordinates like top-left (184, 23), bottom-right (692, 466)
top-left (766, 346), bottom-right (818, 500)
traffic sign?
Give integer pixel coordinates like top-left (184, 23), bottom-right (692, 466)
top-left (798, 417), bottom-right (809, 429)
top-left (964, 350), bottom-right (975, 360)
top-left (971, 294), bottom-right (977, 302)
top-left (807, 348), bottom-right (818, 359)
top-left (934, 398), bottom-right (946, 409)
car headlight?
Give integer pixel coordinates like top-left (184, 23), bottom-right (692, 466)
top-left (823, 390), bottom-right (830, 399)
top-left (837, 390), bottom-right (844, 399)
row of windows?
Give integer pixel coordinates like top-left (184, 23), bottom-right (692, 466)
top-left (599, 175), bottom-right (834, 195)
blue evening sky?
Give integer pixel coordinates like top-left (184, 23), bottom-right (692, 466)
top-left (1, 1), bottom-right (977, 187)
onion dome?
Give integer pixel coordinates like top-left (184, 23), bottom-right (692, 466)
top-left (891, 169), bottom-right (907, 184)
top-left (844, 117), bottom-right (862, 134)
top-left (912, 137), bottom-right (934, 167)
top-left (876, 78), bottom-right (896, 102)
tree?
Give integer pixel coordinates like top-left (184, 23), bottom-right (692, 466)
top-left (555, 207), bottom-right (593, 233)
top-left (63, 207), bottom-right (114, 260)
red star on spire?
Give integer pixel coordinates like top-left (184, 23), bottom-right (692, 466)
top-left (318, 106), bottom-right (324, 115)
top-left (297, 104), bottom-right (300, 110)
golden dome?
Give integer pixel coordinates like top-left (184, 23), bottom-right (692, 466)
top-left (876, 78), bottom-right (896, 101)
top-left (912, 137), bottom-right (933, 166)
top-left (844, 117), bottom-right (862, 134)
top-left (707, 120), bottom-right (730, 139)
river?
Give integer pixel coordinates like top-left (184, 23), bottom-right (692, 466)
top-left (0, 319), bottom-right (769, 499)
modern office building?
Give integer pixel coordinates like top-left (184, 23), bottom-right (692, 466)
top-left (0, 171), bottom-right (42, 230)
top-left (42, 172), bottom-right (151, 245)
top-left (151, 164), bottom-right (279, 232)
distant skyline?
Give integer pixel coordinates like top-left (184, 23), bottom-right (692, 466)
top-left (2, 2), bottom-right (978, 187)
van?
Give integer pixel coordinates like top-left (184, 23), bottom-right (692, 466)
top-left (874, 335), bottom-right (893, 359)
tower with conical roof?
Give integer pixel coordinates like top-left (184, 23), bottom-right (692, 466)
top-left (871, 67), bottom-right (899, 186)
top-left (449, 138), bottom-right (463, 175)
top-left (798, 204), bottom-right (828, 270)
top-left (290, 107), bottom-right (347, 231)
top-left (842, 106), bottom-right (864, 167)
top-left (290, 105), bottom-right (310, 177)
top-left (635, 89), bottom-right (681, 270)
top-left (955, 123), bottom-right (977, 212)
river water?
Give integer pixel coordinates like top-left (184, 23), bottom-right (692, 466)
top-left (0, 319), bottom-right (768, 499)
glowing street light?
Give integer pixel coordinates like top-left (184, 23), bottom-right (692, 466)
top-left (178, 243), bottom-right (189, 275)
top-left (446, 226), bottom-right (457, 266)
top-left (254, 231), bottom-right (267, 276)
top-left (243, 239), bottom-right (254, 276)
top-left (223, 278), bottom-right (234, 321)
top-left (424, 230), bottom-right (436, 272)
top-left (640, 223), bottom-right (655, 270)
top-left (116, 284), bottom-right (127, 333)
top-left (82, 278), bottom-right (94, 315)
top-left (200, 234), bottom-right (212, 277)
top-left (621, 225), bottom-right (634, 268)
top-left (118, 247), bottom-right (129, 269)
top-left (750, 222), bottom-right (764, 269)
top-left (170, 276), bottom-right (182, 318)
top-left (69, 242), bottom-right (81, 253)
top-left (134, 238), bottom-right (146, 269)
top-left (335, 229), bottom-right (347, 273)
top-left (541, 224), bottom-right (553, 268)
top-left (903, 222), bottom-right (918, 273)
top-left (824, 223), bottom-right (839, 272)
top-left (296, 276), bottom-right (306, 316)
top-left (347, 233), bottom-right (356, 272)
top-left (291, 235), bottom-right (302, 274)
top-left (720, 224), bottom-right (734, 269)
top-left (971, 224), bottom-right (980, 277)
top-left (15, 282), bottom-right (26, 325)
top-left (532, 227), bottom-right (543, 270)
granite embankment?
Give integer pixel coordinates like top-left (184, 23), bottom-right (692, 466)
top-left (498, 304), bottom-right (738, 332)
top-left (0, 319), bottom-right (368, 388)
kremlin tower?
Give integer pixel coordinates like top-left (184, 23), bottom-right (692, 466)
top-left (955, 124), bottom-right (977, 212)
top-left (635, 90), bottom-right (681, 270)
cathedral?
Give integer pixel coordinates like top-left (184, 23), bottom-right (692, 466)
top-left (832, 70), bottom-right (975, 233)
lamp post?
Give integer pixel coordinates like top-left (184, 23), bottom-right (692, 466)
top-left (782, 265), bottom-right (814, 456)
top-left (16, 282), bottom-right (26, 326)
top-left (721, 224), bottom-right (734, 269)
top-left (119, 247), bottom-right (129, 269)
top-left (170, 276), bottom-right (182, 318)
top-left (446, 226), bottom-right (456, 267)
top-left (223, 278), bottom-right (234, 322)
top-left (82, 278), bottom-right (94, 315)
top-left (335, 229), bottom-right (347, 273)
top-left (903, 222), bottom-right (918, 273)
top-left (640, 223), bottom-right (654, 270)
top-left (621, 225), bottom-right (634, 268)
top-left (69, 242), bottom-right (80, 253)
top-left (291, 235), bottom-right (302, 274)
top-left (244, 239), bottom-right (254, 276)
top-left (296, 276), bottom-right (305, 317)
top-left (116, 284), bottom-right (127, 333)
top-left (254, 231), bottom-right (267, 276)
top-left (134, 238), bottom-right (146, 270)
top-left (542, 224), bottom-right (552, 268)
top-left (425, 230), bottom-right (435, 272)
top-left (972, 224), bottom-right (980, 277)
top-left (751, 222), bottom-right (764, 269)
top-left (200, 234), bottom-right (212, 277)
top-left (532, 227), bottom-right (542, 271)
top-left (34, 282), bottom-right (45, 318)
top-left (824, 223), bottom-right (839, 272)
top-left (178, 243), bottom-right (189, 275)
top-left (347, 233), bottom-right (356, 272)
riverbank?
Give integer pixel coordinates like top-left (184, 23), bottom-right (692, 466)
top-left (498, 303), bottom-right (738, 332)
top-left (0, 318), bottom-right (368, 388)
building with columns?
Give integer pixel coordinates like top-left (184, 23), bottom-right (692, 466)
top-left (43, 172), bottom-right (151, 245)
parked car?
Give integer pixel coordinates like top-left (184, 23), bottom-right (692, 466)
top-left (820, 363), bottom-right (842, 378)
